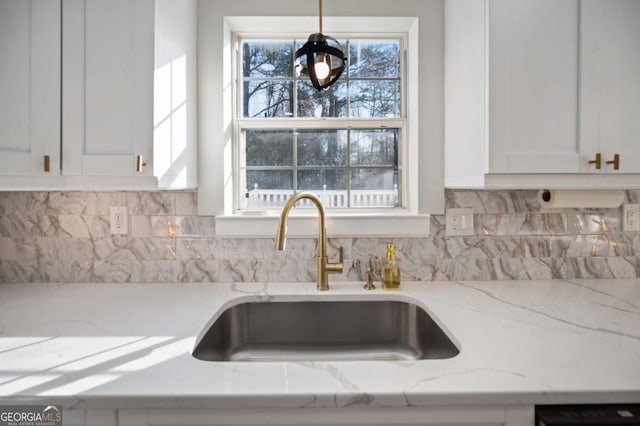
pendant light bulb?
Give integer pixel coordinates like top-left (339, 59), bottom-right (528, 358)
top-left (314, 56), bottom-right (330, 80)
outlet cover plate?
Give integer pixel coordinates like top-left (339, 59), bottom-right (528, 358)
top-left (110, 206), bottom-right (128, 235)
top-left (623, 204), bottom-right (640, 232)
top-left (446, 208), bottom-right (474, 236)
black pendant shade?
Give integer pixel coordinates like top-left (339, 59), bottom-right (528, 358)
top-left (294, 0), bottom-right (346, 91)
top-left (295, 33), bottom-right (346, 91)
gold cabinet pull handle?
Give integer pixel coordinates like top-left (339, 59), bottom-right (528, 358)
top-left (606, 154), bottom-right (620, 170)
top-left (588, 153), bottom-right (602, 170)
top-left (44, 155), bottom-right (50, 173)
top-left (136, 155), bottom-right (147, 172)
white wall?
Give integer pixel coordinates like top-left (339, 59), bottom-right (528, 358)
top-left (155, 0), bottom-right (198, 189)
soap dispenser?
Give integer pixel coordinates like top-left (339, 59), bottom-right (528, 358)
top-left (382, 242), bottom-right (401, 290)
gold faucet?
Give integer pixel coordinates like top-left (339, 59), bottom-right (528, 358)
top-left (276, 192), bottom-right (343, 291)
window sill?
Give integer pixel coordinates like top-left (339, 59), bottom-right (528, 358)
top-left (215, 212), bottom-right (430, 238)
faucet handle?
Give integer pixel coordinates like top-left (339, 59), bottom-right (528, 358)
top-left (337, 247), bottom-right (344, 271)
top-left (326, 246), bottom-right (344, 273)
top-left (364, 270), bottom-right (376, 290)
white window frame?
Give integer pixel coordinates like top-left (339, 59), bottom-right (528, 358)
top-left (197, 4), bottom-right (445, 238)
top-left (236, 33), bottom-right (406, 213)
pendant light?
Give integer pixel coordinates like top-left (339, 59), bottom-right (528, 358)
top-left (295, 0), bottom-right (346, 91)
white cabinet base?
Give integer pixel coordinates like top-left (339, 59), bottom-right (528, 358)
top-left (66, 405), bottom-right (535, 426)
top-left (446, 173), bottom-right (640, 190)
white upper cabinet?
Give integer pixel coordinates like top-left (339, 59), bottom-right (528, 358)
top-left (0, 0), bottom-right (196, 190)
top-left (580, 0), bottom-right (640, 174)
top-left (488, 0), bottom-right (580, 174)
top-left (0, 0), bottom-right (61, 178)
top-left (64, 0), bottom-right (197, 188)
top-left (63, 0), bottom-right (156, 186)
top-left (445, 0), bottom-right (640, 188)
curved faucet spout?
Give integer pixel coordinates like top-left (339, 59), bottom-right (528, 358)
top-left (275, 192), bottom-right (343, 291)
top-left (276, 192), bottom-right (326, 254)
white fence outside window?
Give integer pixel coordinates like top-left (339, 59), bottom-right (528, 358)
top-left (245, 184), bottom-right (399, 209)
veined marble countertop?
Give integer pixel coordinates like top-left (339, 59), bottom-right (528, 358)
top-left (0, 279), bottom-right (639, 409)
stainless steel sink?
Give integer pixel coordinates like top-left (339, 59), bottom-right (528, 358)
top-left (192, 300), bottom-right (459, 362)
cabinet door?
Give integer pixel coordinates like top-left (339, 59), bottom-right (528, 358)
top-left (63, 0), bottom-right (154, 178)
top-left (581, 0), bottom-right (640, 173)
top-left (0, 0), bottom-right (61, 176)
top-left (489, 0), bottom-right (581, 173)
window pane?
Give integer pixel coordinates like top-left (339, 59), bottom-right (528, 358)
top-left (350, 129), bottom-right (398, 166)
top-left (349, 40), bottom-right (400, 78)
top-left (245, 171), bottom-right (293, 209)
top-left (244, 81), bottom-right (293, 118)
top-left (351, 168), bottom-right (398, 190)
top-left (245, 130), bottom-right (293, 166)
top-left (351, 169), bottom-right (399, 207)
top-left (297, 81), bottom-right (347, 117)
top-left (297, 130), bottom-right (347, 166)
top-left (298, 169), bottom-right (347, 191)
top-left (242, 40), bottom-right (292, 78)
top-left (349, 80), bottom-right (401, 117)
top-left (246, 170), bottom-right (293, 190)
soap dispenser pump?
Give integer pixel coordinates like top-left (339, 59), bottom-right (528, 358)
top-left (382, 242), bottom-right (401, 290)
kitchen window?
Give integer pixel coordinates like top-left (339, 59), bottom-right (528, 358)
top-left (197, 10), bottom-right (443, 237)
top-left (237, 37), bottom-right (405, 211)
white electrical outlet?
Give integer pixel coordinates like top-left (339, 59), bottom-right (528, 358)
top-left (623, 204), bottom-right (640, 232)
top-left (446, 208), bottom-right (474, 236)
top-left (110, 206), bottom-right (128, 235)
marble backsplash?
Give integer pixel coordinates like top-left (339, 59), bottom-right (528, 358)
top-left (0, 189), bottom-right (638, 283)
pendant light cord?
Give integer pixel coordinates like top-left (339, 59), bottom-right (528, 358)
top-left (318, 0), bottom-right (323, 33)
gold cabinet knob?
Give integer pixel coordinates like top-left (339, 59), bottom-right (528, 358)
top-left (588, 153), bottom-right (602, 170)
top-left (606, 154), bottom-right (620, 170)
top-left (44, 155), bottom-right (50, 173)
